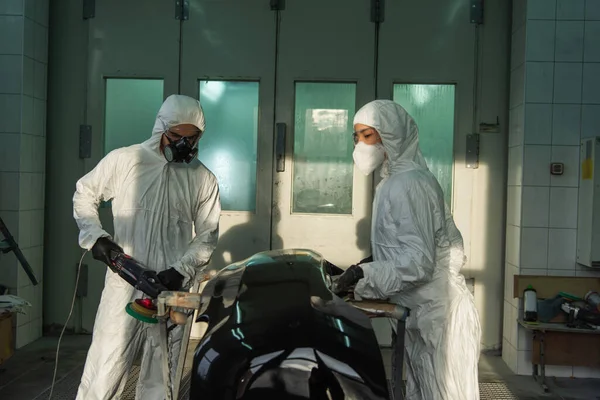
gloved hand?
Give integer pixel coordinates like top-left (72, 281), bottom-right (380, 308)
top-left (359, 255), bottom-right (373, 264)
top-left (91, 237), bottom-right (123, 269)
top-left (157, 267), bottom-right (184, 291)
top-left (325, 260), bottom-right (345, 276)
top-left (333, 265), bottom-right (364, 294)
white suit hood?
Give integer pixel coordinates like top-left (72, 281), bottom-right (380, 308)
top-left (143, 94), bottom-right (206, 155)
top-left (352, 100), bottom-right (481, 400)
top-left (353, 100), bottom-right (428, 177)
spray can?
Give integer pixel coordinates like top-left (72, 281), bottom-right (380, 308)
top-left (585, 291), bottom-right (600, 312)
top-left (523, 285), bottom-right (538, 322)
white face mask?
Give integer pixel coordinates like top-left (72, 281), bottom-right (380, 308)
top-left (353, 142), bottom-right (386, 176)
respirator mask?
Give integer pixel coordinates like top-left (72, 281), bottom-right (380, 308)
top-left (353, 141), bottom-right (386, 176)
top-left (163, 131), bottom-right (201, 163)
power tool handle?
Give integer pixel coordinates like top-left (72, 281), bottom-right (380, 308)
top-left (108, 251), bottom-right (168, 298)
top-left (106, 250), bottom-right (121, 273)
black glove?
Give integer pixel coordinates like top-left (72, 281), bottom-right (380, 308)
top-left (157, 267), bottom-right (184, 291)
top-left (324, 260), bottom-right (345, 276)
top-left (359, 255), bottom-right (373, 264)
top-left (333, 265), bottom-right (364, 294)
top-left (91, 237), bottom-right (123, 268)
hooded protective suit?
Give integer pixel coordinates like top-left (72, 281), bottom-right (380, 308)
top-left (353, 100), bottom-right (481, 400)
top-left (73, 95), bottom-right (221, 400)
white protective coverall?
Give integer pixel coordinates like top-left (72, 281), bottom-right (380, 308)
top-left (353, 100), bottom-right (481, 400)
top-left (73, 94), bottom-right (221, 400)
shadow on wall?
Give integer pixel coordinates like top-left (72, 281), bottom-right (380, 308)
top-left (209, 222), bottom-right (282, 270)
top-left (210, 217), bottom-right (371, 269)
top-left (356, 217), bottom-right (371, 257)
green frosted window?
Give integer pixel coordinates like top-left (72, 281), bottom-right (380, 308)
top-left (104, 79), bottom-right (164, 155)
top-left (393, 84), bottom-right (455, 204)
top-left (292, 82), bottom-right (356, 214)
top-left (199, 81), bottom-right (259, 212)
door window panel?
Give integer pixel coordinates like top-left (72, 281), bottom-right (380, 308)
top-left (292, 82), bottom-right (356, 215)
top-left (393, 84), bottom-right (455, 204)
top-left (104, 79), bottom-right (164, 155)
top-left (103, 79), bottom-right (164, 208)
top-left (199, 80), bottom-right (259, 212)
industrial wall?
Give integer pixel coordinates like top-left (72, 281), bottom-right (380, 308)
top-left (0, 0), bottom-right (49, 348)
top-left (504, 0), bottom-right (600, 378)
top-left (44, 0), bottom-right (88, 336)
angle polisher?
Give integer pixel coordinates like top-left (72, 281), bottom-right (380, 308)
top-left (109, 251), bottom-right (169, 323)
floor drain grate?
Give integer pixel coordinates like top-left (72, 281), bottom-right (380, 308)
top-left (479, 382), bottom-right (519, 400)
top-left (120, 366), bottom-right (191, 400)
top-left (385, 381), bottom-right (518, 399)
top-left (121, 365), bottom-right (140, 398)
top-left (35, 365), bottom-right (191, 400)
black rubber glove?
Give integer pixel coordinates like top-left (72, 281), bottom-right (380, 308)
top-left (91, 237), bottom-right (123, 268)
top-left (359, 255), bottom-right (373, 264)
top-left (333, 265), bottom-right (364, 294)
top-left (157, 267), bottom-right (184, 291)
top-left (324, 260), bottom-right (345, 276)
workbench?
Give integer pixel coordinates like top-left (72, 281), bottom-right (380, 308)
top-left (517, 319), bottom-right (600, 393)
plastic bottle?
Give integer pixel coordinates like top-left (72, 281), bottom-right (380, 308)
top-left (523, 285), bottom-right (538, 322)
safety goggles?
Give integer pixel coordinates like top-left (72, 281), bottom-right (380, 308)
top-left (166, 129), bottom-right (202, 145)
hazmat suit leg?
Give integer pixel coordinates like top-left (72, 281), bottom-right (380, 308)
top-left (403, 320), bottom-right (438, 400)
top-left (135, 323), bottom-right (184, 399)
top-left (76, 273), bottom-right (185, 400)
top-left (76, 274), bottom-right (142, 400)
top-left (402, 288), bottom-right (480, 400)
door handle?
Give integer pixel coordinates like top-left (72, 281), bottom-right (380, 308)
top-left (276, 122), bottom-right (286, 173)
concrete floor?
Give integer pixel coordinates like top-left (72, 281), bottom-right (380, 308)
top-left (0, 334), bottom-right (599, 399)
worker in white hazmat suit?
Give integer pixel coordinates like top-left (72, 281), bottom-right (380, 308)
top-left (334, 100), bottom-right (481, 400)
top-left (73, 94), bottom-right (221, 400)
